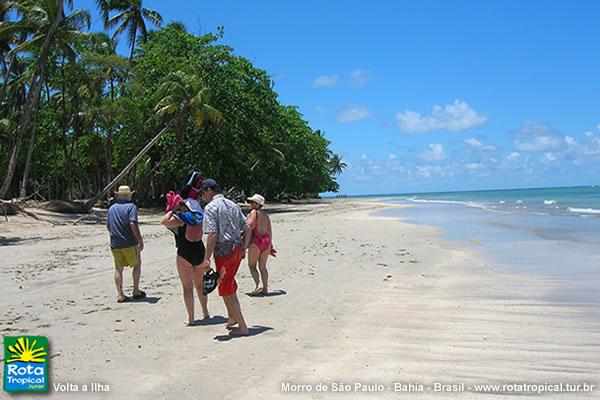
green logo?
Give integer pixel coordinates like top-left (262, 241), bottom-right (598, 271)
top-left (3, 336), bottom-right (48, 393)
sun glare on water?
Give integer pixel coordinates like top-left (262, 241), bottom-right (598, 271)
top-left (7, 337), bottom-right (47, 363)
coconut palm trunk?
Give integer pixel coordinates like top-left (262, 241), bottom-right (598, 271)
top-left (84, 121), bottom-right (174, 209)
top-left (0, 1), bottom-right (64, 199)
top-left (19, 106), bottom-right (40, 198)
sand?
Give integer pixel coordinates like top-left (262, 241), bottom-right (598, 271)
top-left (0, 200), bottom-right (599, 399)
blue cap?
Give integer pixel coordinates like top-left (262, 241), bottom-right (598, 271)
top-left (200, 178), bottom-right (219, 190)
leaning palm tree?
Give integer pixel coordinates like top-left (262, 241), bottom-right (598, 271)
top-left (328, 153), bottom-right (347, 176)
top-left (84, 71), bottom-right (222, 209)
top-left (96, 0), bottom-right (162, 60)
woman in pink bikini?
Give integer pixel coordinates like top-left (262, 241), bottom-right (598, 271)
top-left (246, 194), bottom-right (274, 295)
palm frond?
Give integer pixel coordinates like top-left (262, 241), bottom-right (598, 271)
top-left (62, 9), bottom-right (91, 31)
top-left (141, 8), bottom-right (162, 27)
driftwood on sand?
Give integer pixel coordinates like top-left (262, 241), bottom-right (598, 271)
top-left (36, 199), bottom-right (89, 214)
top-left (1, 199), bottom-right (48, 222)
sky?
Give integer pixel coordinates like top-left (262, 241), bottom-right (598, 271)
top-left (77, 0), bottom-right (600, 195)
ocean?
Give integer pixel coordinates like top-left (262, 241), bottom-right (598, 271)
top-left (369, 186), bottom-right (600, 313)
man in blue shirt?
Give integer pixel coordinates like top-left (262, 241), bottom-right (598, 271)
top-left (107, 186), bottom-right (145, 303)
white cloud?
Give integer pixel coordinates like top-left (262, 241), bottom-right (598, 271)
top-left (564, 135), bottom-right (577, 147)
top-left (313, 74), bottom-right (339, 87)
top-left (395, 99), bottom-right (487, 134)
top-left (542, 152), bottom-right (557, 162)
top-left (564, 132), bottom-right (600, 157)
top-left (349, 69), bottom-right (372, 87)
top-left (416, 165), bottom-right (454, 179)
top-left (337, 105), bottom-right (371, 123)
top-left (512, 121), bottom-right (562, 152)
top-left (313, 106), bottom-right (328, 114)
top-left (507, 152), bottom-right (520, 160)
top-left (420, 143), bottom-right (446, 161)
top-left (515, 136), bottom-right (561, 152)
top-left (464, 163), bottom-right (481, 170)
top-left (465, 138), bottom-right (496, 151)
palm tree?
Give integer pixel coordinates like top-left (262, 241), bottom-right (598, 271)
top-left (328, 153), bottom-right (347, 176)
top-left (84, 71), bottom-right (222, 209)
top-left (0, 0), bottom-right (90, 198)
top-left (96, 0), bottom-right (162, 60)
top-left (82, 32), bottom-right (128, 182)
top-left (0, 0), bottom-right (67, 198)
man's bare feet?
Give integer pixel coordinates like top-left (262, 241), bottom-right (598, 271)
top-left (116, 295), bottom-right (129, 303)
top-left (250, 287), bottom-right (262, 295)
top-left (184, 319), bottom-right (197, 326)
top-left (229, 328), bottom-right (249, 337)
top-left (225, 320), bottom-right (238, 329)
top-left (202, 313), bottom-right (211, 320)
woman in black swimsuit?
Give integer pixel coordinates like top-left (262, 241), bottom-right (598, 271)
top-left (161, 198), bottom-right (208, 326)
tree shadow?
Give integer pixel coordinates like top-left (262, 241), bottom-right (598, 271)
top-left (0, 236), bottom-right (40, 246)
top-left (213, 325), bottom-right (273, 341)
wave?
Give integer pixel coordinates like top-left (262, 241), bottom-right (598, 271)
top-left (567, 207), bottom-right (600, 215)
top-left (405, 198), bottom-right (501, 213)
top-left (544, 200), bottom-right (557, 205)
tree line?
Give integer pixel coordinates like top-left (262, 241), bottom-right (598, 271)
top-left (0, 0), bottom-right (346, 208)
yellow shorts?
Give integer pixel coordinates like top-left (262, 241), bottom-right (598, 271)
top-left (111, 246), bottom-right (139, 268)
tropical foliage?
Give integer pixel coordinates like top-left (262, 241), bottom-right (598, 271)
top-left (0, 0), bottom-right (345, 205)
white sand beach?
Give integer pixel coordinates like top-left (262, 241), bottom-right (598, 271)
top-left (1, 200), bottom-right (599, 399)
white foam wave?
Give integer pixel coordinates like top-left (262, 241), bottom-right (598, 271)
top-left (568, 207), bottom-right (600, 215)
top-left (544, 200), bottom-right (557, 205)
top-left (406, 198), bottom-right (499, 213)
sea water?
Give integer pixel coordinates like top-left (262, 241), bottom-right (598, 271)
top-left (371, 186), bottom-right (600, 314)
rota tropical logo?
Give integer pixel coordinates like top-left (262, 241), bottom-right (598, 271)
top-left (3, 336), bottom-right (48, 393)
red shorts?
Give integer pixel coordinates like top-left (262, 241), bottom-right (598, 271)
top-left (215, 245), bottom-right (243, 296)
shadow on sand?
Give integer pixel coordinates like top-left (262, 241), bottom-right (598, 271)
top-left (129, 296), bottom-right (161, 304)
top-left (245, 289), bottom-right (287, 298)
top-left (193, 315), bottom-right (228, 326)
top-left (0, 236), bottom-right (45, 246)
top-left (213, 325), bottom-right (273, 341)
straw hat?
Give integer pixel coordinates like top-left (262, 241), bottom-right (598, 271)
top-left (247, 194), bottom-right (265, 207)
top-left (114, 185), bottom-right (134, 198)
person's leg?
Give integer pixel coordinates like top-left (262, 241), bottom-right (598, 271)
top-left (247, 244), bottom-right (260, 293)
top-left (223, 293), bottom-right (248, 335)
top-left (258, 248), bottom-right (270, 295)
top-left (132, 250), bottom-right (142, 296)
top-left (192, 265), bottom-right (210, 319)
top-left (176, 256), bottom-right (195, 326)
top-left (114, 266), bottom-right (126, 302)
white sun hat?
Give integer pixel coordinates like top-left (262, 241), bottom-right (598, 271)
top-left (247, 194), bottom-right (265, 207)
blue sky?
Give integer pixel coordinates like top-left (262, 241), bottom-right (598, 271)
top-left (77, 0), bottom-right (600, 195)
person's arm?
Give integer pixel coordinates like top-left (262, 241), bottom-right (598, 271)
top-left (204, 233), bottom-right (217, 263)
top-left (242, 226), bottom-right (252, 250)
top-left (160, 210), bottom-right (184, 228)
top-left (240, 208), bottom-right (251, 251)
top-left (200, 207), bottom-right (217, 269)
top-left (130, 221), bottom-right (144, 252)
top-left (129, 205), bottom-right (143, 251)
top-left (247, 209), bottom-right (257, 230)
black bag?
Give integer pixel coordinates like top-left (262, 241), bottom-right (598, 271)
top-left (202, 268), bottom-right (219, 295)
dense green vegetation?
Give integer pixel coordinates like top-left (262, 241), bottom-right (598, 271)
top-left (0, 0), bottom-right (345, 207)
